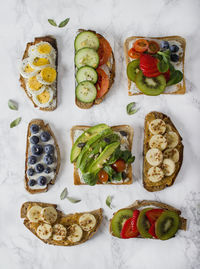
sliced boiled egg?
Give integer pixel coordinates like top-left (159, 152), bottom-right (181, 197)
top-left (33, 86), bottom-right (54, 108)
top-left (28, 42), bottom-right (56, 58)
top-left (19, 58), bottom-right (38, 78)
top-left (27, 75), bottom-right (45, 95)
top-left (37, 67), bottom-right (57, 85)
top-left (29, 55), bottom-right (53, 70)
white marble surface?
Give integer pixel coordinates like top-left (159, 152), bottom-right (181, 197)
top-left (0, 0), bottom-right (200, 268)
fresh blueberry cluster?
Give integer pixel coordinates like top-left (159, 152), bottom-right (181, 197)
top-left (160, 41), bottom-right (180, 62)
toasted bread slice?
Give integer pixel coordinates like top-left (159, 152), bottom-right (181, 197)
top-left (19, 36), bottom-right (58, 111)
top-left (124, 36), bottom-right (186, 95)
top-left (25, 119), bottom-right (60, 194)
top-left (109, 200), bottom-right (187, 239)
top-left (21, 201), bottom-right (103, 246)
top-left (71, 125), bottom-right (134, 185)
top-left (143, 111), bottom-right (183, 192)
top-left (75, 29), bottom-right (115, 109)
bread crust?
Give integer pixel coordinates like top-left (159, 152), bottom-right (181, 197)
top-left (25, 119), bottom-right (60, 194)
top-left (143, 111), bottom-right (183, 192)
top-left (70, 125), bottom-right (134, 185)
top-left (124, 35), bottom-right (186, 95)
top-left (19, 36), bottom-right (58, 111)
top-left (21, 201), bottom-right (103, 246)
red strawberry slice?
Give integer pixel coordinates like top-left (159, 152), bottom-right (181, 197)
top-left (148, 223), bottom-right (157, 238)
top-left (163, 69), bottom-right (170, 82)
top-left (131, 209), bottom-right (140, 233)
top-left (120, 210), bottom-right (140, 239)
top-left (146, 209), bottom-right (164, 225)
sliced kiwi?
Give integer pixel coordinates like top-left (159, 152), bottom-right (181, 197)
top-left (155, 211), bottom-right (180, 240)
top-left (135, 71), bottom-right (166, 96)
top-left (111, 209), bottom-right (133, 238)
top-left (127, 60), bottom-right (140, 82)
top-left (137, 208), bottom-right (153, 238)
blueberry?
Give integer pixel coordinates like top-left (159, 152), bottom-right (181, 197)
top-left (30, 136), bottom-right (39, 144)
top-left (30, 124), bottom-right (39, 134)
top-left (119, 131), bottom-right (128, 137)
top-left (44, 144), bottom-right (54, 154)
top-left (44, 154), bottom-right (54, 165)
top-left (40, 131), bottom-right (51, 142)
top-left (44, 167), bottom-right (51, 174)
top-left (28, 155), bottom-right (37, 164)
top-left (31, 144), bottom-right (43, 156)
top-left (160, 41), bottom-right (169, 50)
top-left (27, 168), bottom-right (35, 176)
top-left (77, 142), bottom-right (86, 148)
top-left (170, 54), bottom-right (179, 62)
top-left (28, 179), bottom-right (37, 186)
top-left (35, 163), bottom-right (44, 173)
top-left (38, 176), bottom-right (47, 186)
top-left (170, 44), bottom-right (179, 53)
top-left (104, 137), bottom-right (110, 143)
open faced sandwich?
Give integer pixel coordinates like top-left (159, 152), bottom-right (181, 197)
top-left (74, 30), bottom-right (115, 108)
top-left (25, 119), bottom-right (60, 194)
top-left (124, 36), bottom-right (186, 95)
top-left (19, 36), bottom-right (57, 110)
top-left (143, 111), bottom-right (183, 192)
top-left (110, 200), bottom-right (187, 240)
top-left (70, 124), bottom-right (134, 185)
top-left (21, 202), bottom-right (103, 246)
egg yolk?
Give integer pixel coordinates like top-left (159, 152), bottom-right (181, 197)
top-left (33, 57), bottom-right (50, 67)
top-left (36, 90), bottom-right (51, 104)
top-left (28, 76), bottom-right (43, 91)
top-left (37, 44), bottom-right (51, 55)
top-left (40, 67), bottom-right (57, 83)
top-left (25, 64), bottom-right (34, 73)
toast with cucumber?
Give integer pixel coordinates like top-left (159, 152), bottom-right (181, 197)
top-left (143, 111), bottom-right (183, 192)
top-left (74, 30), bottom-right (115, 108)
top-left (70, 124), bottom-right (134, 185)
top-left (21, 201), bottom-right (103, 246)
top-left (110, 200), bottom-right (187, 240)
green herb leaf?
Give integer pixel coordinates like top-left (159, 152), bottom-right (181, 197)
top-left (66, 197), bottom-right (81, 203)
top-left (107, 146), bottom-right (121, 164)
top-left (157, 60), bottom-right (169, 73)
top-left (58, 18), bottom-right (70, 28)
top-left (10, 117), bottom-right (21, 128)
top-left (169, 63), bottom-right (175, 74)
top-left (60, 187), bottom-right (68, 200)
top-left (48, 19), bottom-right (57, 26)
top-left (166, 70), bottom-right (183, 86)
top-left (126, 102), bottom-right (138, 115)
top-left (106, 195), bottom-right (112, 208)
top-left (8, 100), bottom-right (18, 110)
top-left (127, 155), bottom-right (135, 163)
top-left (82, 172), bottom-right (97, 186)
top-left (113, 172), bottom-right (123, 181)
top-left (103, 165), bottom-right (115, 178)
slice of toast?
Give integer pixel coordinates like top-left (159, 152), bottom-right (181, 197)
top-left (19, 36), bottom-right (58, 111)
top-left (75, 29), bottom-right (115, 109)
top-left (109, 200), bottom-right (187, 239)
top-left (143, 111), bottom-right (183, 192)
top-left (71, 125), bottom-right (134, 185)
top-left (124, 36), bottom-right (186, 95)
top-left (25, 119), bottom-right (60, 194)
top-left (20, 201), bottom-right (103, 246)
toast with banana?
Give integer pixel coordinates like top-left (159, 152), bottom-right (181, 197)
top-left (21, 202), bottom-right (103, 246)
top-left (110, 200), bottom-right (187, 240)
top-left (143, 111), bottom-right (183, 192)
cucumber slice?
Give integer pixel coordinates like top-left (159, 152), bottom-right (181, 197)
top-left (75, 31), bottom-right (99, 51)
top-left (75, 48), bottom-right (99, 69)
top-left (76, 81), bottom-right (97, 103)
top-left (76, 66), bottom-right (98, 84)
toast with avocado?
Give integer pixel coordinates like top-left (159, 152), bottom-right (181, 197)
top-left (19, 36), bottom-right (58, 111)
top-left (70, 124), bottom-right (134, 185)
top-left (124, 36), bottom-right (186, 96)
top-left (110, 200), bottom-right (187, 240)
top-left (143, 111), bottom-right (183, 192)
top-left (21, 201), bottom-right (103, 246)
top-left (74, 29), bottom-right (115, 109)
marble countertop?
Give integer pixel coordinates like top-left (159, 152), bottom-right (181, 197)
top-left (0, 0), bottom-right (200, 268)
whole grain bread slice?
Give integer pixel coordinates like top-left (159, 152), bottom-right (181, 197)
top-left (143, 111), bottom-right (183, 192)
top-left (25, 119), bottom-right (60, 194)
top-left (19, 36), bottom-right (58, 111)
top-left (70, 125), bottom-right (134, 185)
top-left (21, 201), bottom-right (103, 246)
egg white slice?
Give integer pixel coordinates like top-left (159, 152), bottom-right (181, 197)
top-left (28, 55), bottom-right (54, 70)
top-left (19, 58), bottom-right (38, 78)
top-left (26, 82), bottom-right (46, 96)
top-left (37, 66), bottom-right (57, 85)
top-left (32, 86), bottom-right (54, 108)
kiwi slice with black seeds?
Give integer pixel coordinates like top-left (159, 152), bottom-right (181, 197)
top-left (137, 208), bottom-right (153, 238)
top-left (155, 210), bottom-right (180, 240)
top-left (111, 209), bottom-right (133, 237)
top-left (127, 60), bottom-right (140, 82)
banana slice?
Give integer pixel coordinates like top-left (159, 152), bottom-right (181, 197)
top-left (149, 119), bottom-right (166, 135)
top-left (79, 213), bottom-right (96, 231)
top-left (52, 224), bottom-right (67, 241)
top-left (163, 148), bottom-right (179, 163)
top-left (149, 135), bottom-right (167, 151)
top-left (146, 148), bottom-right (163, 166)
top-left (40, 207), bottom-right (58, 224)
top-left (166, 124), bottom-right (172, 133)
top-left (162, 159), bottom-right (175, 176)
top-left (165, 131), bottom-right (179, 149)
top-left (27, 205), bottom-right (42, 223)
top-left (36, 223), bottom-right (52, 240)
top-left (67, 224), bottom-right (83, 243)
top-left (147, 166), bottom-right (164, 182)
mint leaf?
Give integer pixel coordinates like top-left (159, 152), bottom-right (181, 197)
top-left (66, 197), bottom-right (81, 203)
top-left (106, 195), bottom-right (112, 208)
top-left (8, 100), bottom-right (18, 110)
top-left (60, 187), bottom-right (68, 200)
top-left (48, 19), bottom-right (57, 26)
top-left (10, 117), bottom-right (21, 128)
top-left (126, 102), bottom-right (139, 115)
top-left (58, 18), bottom-right (70, 28)
top-left (166, 70), bottom-right (183, 86)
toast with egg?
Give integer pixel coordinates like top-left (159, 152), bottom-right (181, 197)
top-left (19, 36), bottom-right (58, 111)
top-left (21, 201), bottom-right (103, 246)
top-left (143, 111), bottom-right (183, 192)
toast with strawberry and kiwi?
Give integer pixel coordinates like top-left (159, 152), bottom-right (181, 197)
top-left (70, 124), bottom-right (134, 185)
top-left (110, 200), bottom-right (187, 240)
top-left (19, 36), bottom-right (58, 110)
top-left (143, 111), bottom-right (183, 192)
top-left (124, 36), bottom-right (186, 96)
top-left (21, 202), bottom-right (103, 246)
top-left (25, 119), bottom-right (60, 194)
top-left (74, 30), bottom-right (115, 109)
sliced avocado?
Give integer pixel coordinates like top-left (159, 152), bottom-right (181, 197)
top-left (70, 124), bottom-right (110, 163)
top-left (88, 142), bottom-right (120, 174)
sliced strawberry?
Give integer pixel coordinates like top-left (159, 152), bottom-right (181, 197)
top-left (163, 69), bottom-right (170, 82)
top-left (140, 54), bottom-right (158, 68)
top-left (148, 223), bottom-right (157, 238)
top-left (131, 209), bottom-right (140, 233)
top-left (146, 209), bottom-right (164, 225)
top-left (121, 217), bottom-right (139, 239)
top-left (142, 70), bottom-right (161, 78)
